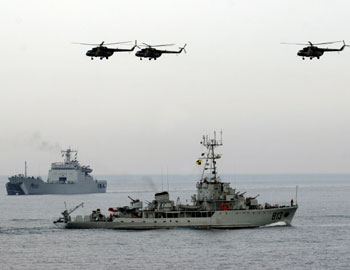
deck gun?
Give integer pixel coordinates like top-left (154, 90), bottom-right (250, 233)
top-left (237, 192), bottom-right (246, 197)
top-left (128, 196), bottom-right (136, 202)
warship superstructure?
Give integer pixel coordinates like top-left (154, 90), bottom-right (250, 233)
top-left (54, 133), bottom-right (297, 229)
top-left (6, 149), bottom-right (107, 195)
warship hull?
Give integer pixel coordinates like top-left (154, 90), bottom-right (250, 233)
top-left (7, 148), bottom-right (107, 195)
top-left (57, 206), bottom-right (297, 230)
top-left (6, 178), bottom-right (106, 195)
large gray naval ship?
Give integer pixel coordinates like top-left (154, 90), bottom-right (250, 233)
top-left (54, 133), bottom-right (297, 229)
top-left (6, 149), bottom-right (107, 195)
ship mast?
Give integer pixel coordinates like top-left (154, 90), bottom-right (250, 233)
top-left (200, 131), bottom-right (223, 182)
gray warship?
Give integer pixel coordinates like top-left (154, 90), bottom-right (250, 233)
top-left (54, 133), bottom-right (297, 229)
top-left (6, 149), bottom-right (107, 195)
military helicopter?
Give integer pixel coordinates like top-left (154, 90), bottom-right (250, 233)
top-left (73, 41), bottom-right (137, 60)
top-left (282, 40), bottom-right (349, 60)
top-left (135, 43), bottom-right (187, 60)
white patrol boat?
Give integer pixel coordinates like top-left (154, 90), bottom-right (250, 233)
top-left (6, 149), bottom-right (107, 195)
top-left (54, 133), bottom-right (297, 229)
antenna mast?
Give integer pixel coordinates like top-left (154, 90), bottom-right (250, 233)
top-left (200, 131), bottom-right (223, 182)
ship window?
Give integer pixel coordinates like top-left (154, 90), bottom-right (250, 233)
top-left (132, 221), bottom-right (134, 223)
top-left (188, 220), bottom-right (190, 222)
top-left (175, 220), bottom-right (178, 223)
top-left (143, 221), bottom-right (146, 223)
top-left (154, 221), bottom-right (157, 223)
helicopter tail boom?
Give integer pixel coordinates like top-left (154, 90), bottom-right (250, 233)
top-left (321, 40), bottom-right (347, 52)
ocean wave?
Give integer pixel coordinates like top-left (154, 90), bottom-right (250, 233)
top-left (0, 226), bottom-right (59, 235)
top-left (263, 221), bottom-right (289, 227)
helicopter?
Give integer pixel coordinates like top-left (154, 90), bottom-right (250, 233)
top-left (73, 41), bottom-right (137, 60)
top-left (281, 40), bottom-right (349, 60)
top-left (135, 43), bottom-right (187, 60)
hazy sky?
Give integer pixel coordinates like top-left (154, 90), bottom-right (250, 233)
top-left (1, 0), bottom-right (350, 175)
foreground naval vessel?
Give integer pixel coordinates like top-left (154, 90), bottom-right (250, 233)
top-left (54, 133), bottom-right (297, 229)
top-left (6, 149), bottom-right (107, 195)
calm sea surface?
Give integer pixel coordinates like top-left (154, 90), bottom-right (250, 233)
top-left (0, 174), bottom-right (349, 270)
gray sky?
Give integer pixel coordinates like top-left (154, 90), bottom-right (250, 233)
top-left (1, 0), bottom-right (350, 175)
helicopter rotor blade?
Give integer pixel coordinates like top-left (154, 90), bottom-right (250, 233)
top-left (72, 41), bottom-right (131, 46)
top-left (141, 43), bottom-right (175, 48)
top-left (280, 42), bottom-right (309, 46)
top-left (103, 41), bottom-right (132, 45)
top-left (151, 44), bottom-right (175, 47)
top-left (72, 42), bottom-right (101, 46)
top-left (311, 40), bottom-right (342, 45)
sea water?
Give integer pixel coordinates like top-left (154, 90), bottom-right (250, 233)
top-left (0, 174), bottom-right (349, 270)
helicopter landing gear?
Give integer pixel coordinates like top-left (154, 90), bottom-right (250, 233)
top-left (91, 57), bottom-right (93, 60)
top-left (106, 57), bottom-right (108, 60)
top-left (317, 56), bottom-right (320, 59)
top-left (100, 57), bottom-right (103, 60)
top-left (140, 58), bottom-right (142, 60)
top-left (149, 58), bottom-right (152, 61)
top-left (310, 57), bottom-right (313, 60)
top-left (154, 58), bottom-right (156, 60)
top-left (302, 57), bottom-right (305, 60)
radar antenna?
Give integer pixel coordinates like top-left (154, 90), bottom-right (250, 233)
top-left (61, 148), bottom-right (78, 163)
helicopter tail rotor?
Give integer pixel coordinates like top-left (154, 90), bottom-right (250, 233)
top-left (180, 44), bottom-right (187, 53)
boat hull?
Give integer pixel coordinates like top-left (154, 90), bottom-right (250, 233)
top-left (57, 206), bottom-right (297, 230)
top-left (6, 177), bottom-right (106, 195)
